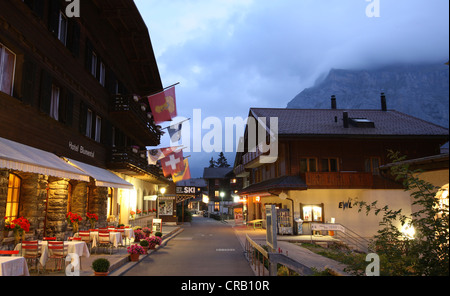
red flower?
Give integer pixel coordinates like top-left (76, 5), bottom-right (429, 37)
top-left (66, 212), bottom-right (82, 224)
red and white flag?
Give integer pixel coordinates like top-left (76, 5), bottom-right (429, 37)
top-left (147, 146), bottom-right (181, 165)
top-left (148, 86), bottom-right (177, 124)
top-left (161, 150), bottom-right (185, 177)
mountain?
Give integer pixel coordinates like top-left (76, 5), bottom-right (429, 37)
top-left (287, 64), bottom-right (449, 128)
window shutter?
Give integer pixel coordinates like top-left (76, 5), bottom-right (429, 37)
top-left (79, 101), bottom-right (87, 135)
top-left (48, 0), bottom-right (61, 35)
top-left (39, 70), bottom-right (52, 115)
top-left (67, 20), bottom-right (80, 57)
top-left (21, 59), bottom-right (37, 106)
top-left (65, 92), bottom-right (74, 126)
top-left (85, 39), bottom-right (93, 72)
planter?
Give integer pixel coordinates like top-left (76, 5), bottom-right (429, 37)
top-left (129, 253), bottom-right (140, 262)
top-left (142, 246), bottom-right (149, 254)
top-left (94, 271), bottom-right (109, 276)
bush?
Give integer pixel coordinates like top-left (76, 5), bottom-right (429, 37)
top-left (139, 239), bottom-right (149, 247)
top-left (92, 258), bottom-right (110, 272)
top-left (155, 231), bottom-right (162, 237)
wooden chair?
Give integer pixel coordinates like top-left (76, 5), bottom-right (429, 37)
top-left (68, 237), bottom-right (82, 241)
top-left (78, 230), bottom-right (92, 252)
top-left (46, 241), bottom-right (68, 272)
top-left (21, 241), bottom-right (42, 274)
top-left (97, 232), bottom-right (113, 254)
top-left (43, 237), bottom-right (57, 241)
top-left (0, 250), bottom-right (19, 256)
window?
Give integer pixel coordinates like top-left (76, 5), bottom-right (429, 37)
top-left (214, 190), bottom-right (219, 197)
top-left (300, 158), bottom-right (317, 173)
top-left (214, 202), bottom-right (220, 212)
top-left (231, 179), bottom-right (237, 184)
top-left (0, 43), bottom-right (16, 95)
top-left (301, 204), bottom-right (324, 222)
top-left (6, 174), bottom-right (21, 221)
top-left (86, 109), bottom-right (93, 138)
top-left (91, 52), bottom-right (97, 77)
top-left (365, 157), bottom-right (380, 175)
top-left (50, 85), bottom-right (60, 120)
top-left (95, 115), bottom-right (102, 142)
top-left (99, 62), bottom-right (106, 86)
top-left (58, 11), bottom-right (68, 45)
top-left (321, 158), bottom-right (338, 172)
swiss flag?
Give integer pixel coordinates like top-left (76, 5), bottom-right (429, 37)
top-left (148, 86), bottom-right (177, 124)
top-left (161, 150), bottom-right (185, 177)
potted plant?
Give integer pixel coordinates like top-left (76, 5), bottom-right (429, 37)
top-left (9, 217), bottom-right (30, 244)
top-left (92, 258), bottom-right (110, 276)
top-left (86, 212), bottom-right (98, 229)
top-left (142, 227), bottom-right (152, 237)
top-left (133, 229), bottom-right (145, 242)
top-left (127, 244), bottom-right (145, 261)
top-left (155, 231), bottom-right (163, 238)
top-left (3, 217), bottom-right (13, 238)
top-left (146, 236), bottom-right (162, 249)
top-left (139, 239), bottom-right (149, 253)
top-left (66, 212), bottom-right (82, 234)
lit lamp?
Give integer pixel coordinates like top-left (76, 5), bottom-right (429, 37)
top-left (160, 187), bottom-right (166, 195)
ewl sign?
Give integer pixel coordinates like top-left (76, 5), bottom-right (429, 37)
top-left (176, 186), bottom-right (196, 194)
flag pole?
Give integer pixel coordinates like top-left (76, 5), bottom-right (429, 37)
top-left (146, 82), bottom-right (180, 98)
top-left (161, 118), bottom-right (191, 130)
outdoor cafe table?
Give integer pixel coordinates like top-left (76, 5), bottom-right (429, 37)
top-left (14, 240), bottom-right (90, 267)
top-left (79, 231), bottom-right (123, 248)
top-left (0, 256), bottom-right (30, 276)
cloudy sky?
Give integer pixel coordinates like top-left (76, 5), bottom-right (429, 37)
top-left (134, 0), bottom-right (449, 178)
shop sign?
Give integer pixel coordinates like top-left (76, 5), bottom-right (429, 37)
top-left (338, 198), bottom-right (353, 210)
top-left (152, 218), bottom-right (162, 233)
top-left (176, 186), bottom-right (196, 194)
top-left (69, 141), bottom-right (95, 158)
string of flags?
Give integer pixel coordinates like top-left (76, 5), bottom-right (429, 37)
top-left (144, 83), bottom-right (191, 182)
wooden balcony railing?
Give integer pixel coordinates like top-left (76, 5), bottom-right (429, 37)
top-left (304, 172), bottom-right (373, 188)
top-left (109, 146), bottom-right (161, 178)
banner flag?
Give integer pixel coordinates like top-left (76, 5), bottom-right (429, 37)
top-left (168, 122), bottom-right (183, 142)
top-left (147, 146), bottom-right (182, 165)
top-left (173, 158), bottom-right (191, 183)
top-left (148, 86), bottom-right (177, 124)
top-left (161, 150), bottom-right (185, 177)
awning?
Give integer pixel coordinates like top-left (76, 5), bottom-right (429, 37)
top-left (0, 137), bottom-right (90, 182)
top-left (63, 158), bottom-right (134, 190)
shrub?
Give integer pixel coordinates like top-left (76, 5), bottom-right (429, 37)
top-left (139, 239), bottom-right (149, 247)
top-left (155, 231), bottom-right (162, 237)
top-left (92, 258), bottom-right (110, 272)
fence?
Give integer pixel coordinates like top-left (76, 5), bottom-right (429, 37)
top-left (244, 234), bottom-right (313, 276)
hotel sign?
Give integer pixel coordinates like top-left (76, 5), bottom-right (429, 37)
top-left (69, 141), bottom-right (95, 158)
top-left (176, 186), bottom-right (196, 194)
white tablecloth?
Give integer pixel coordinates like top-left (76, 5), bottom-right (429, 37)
top-left (0, 257), bottom-right (30, 276)
top-left (14, 241), bottom-right (90, 267)
top-left (89, 232), bottom-right (123, 248)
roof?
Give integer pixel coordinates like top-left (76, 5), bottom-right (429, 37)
top-left (250, 108), bottom-right (449, 138)
top-left (238, 175), bottom-right (307, 195)
top-left (203, 167), bottom-right (234, 179)
top-left (176, 178), bottom-right (207, 187)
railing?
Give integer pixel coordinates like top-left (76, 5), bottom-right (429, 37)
top-left (110, 146), bottom-right (161, 176)
top-left (333, 224), bottom-right (372, 253)
top-left (110, 94), bottom-right (162, 139)
top-left (242, 149), bottom-right (263, 166)
top-left (305, 172), bottom-right (373, 188)
top-left (244, 234), bottom-right (313, 276)
top-left (234, 164), bottom-right (246, 176)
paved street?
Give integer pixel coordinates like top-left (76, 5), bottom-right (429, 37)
top-left (123, 216), bottom-right (255, 276)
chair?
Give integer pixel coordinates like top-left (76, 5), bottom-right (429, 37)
top-left (0, 250), bottom-right (19, 256)
top-left (46, 241), bottom-right (68, 272)
top-left (43, 237), bottom-right (57, 241)
top-left (78, 230), bottom-right (93, 252)
top-left (21, 241), bottom-right (42, 274)
top-left (68, 237), bottom-right (82, 241)
top-left (97, 232), bottom-right (113, 254)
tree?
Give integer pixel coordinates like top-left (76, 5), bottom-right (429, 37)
top-left (208, 157), bottom-right (216, 168)
top-left (355, 150), bottom-right (449, 276)
top-left (216, 152), bottom-right (230, 168)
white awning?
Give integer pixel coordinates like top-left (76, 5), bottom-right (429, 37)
top-left (0, 137), bottom-right (90, 182)
top-left (63, 158), bottom-right (134, 190)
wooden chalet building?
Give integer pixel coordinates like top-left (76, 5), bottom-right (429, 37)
top-left (233, 94), bottom-right (449, 239)
top-left (0, 0), bottom-right (168, 245)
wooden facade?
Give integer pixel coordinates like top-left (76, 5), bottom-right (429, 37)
top-left (0, 0), bottom-right (168, 243)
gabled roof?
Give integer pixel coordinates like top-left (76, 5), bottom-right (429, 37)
top-left (203, 167), bottom-right (234, 179)
top-left (250, 108), bottom-right (449, 138)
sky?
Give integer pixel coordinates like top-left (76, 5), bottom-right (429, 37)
top-left (134, 0), bottom-right (449, 178)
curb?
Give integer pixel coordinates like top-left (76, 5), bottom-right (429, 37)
top-left (107, 227), bottom-right (184, 276)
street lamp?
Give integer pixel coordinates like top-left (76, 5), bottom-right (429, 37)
top-left (160, 187), bottom-right (166, 195)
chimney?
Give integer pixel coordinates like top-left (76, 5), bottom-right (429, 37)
top-left (381, 92), bottom-right (387, 111)
top-left (343, 111), bottom-right (349, 128)
top-left (331, 95), bottom-right (337, 109)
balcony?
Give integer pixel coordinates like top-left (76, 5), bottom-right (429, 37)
top-left (304, 172), bottom-right (373, 189)
top-left (242, 149), bottom-right (277, 168)
top-left (107, 146), bottom-right (165, 183)
top-left (110, 95), bottom-right (162, 147)
top-left (234, 164), bottom-right (249, 177)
